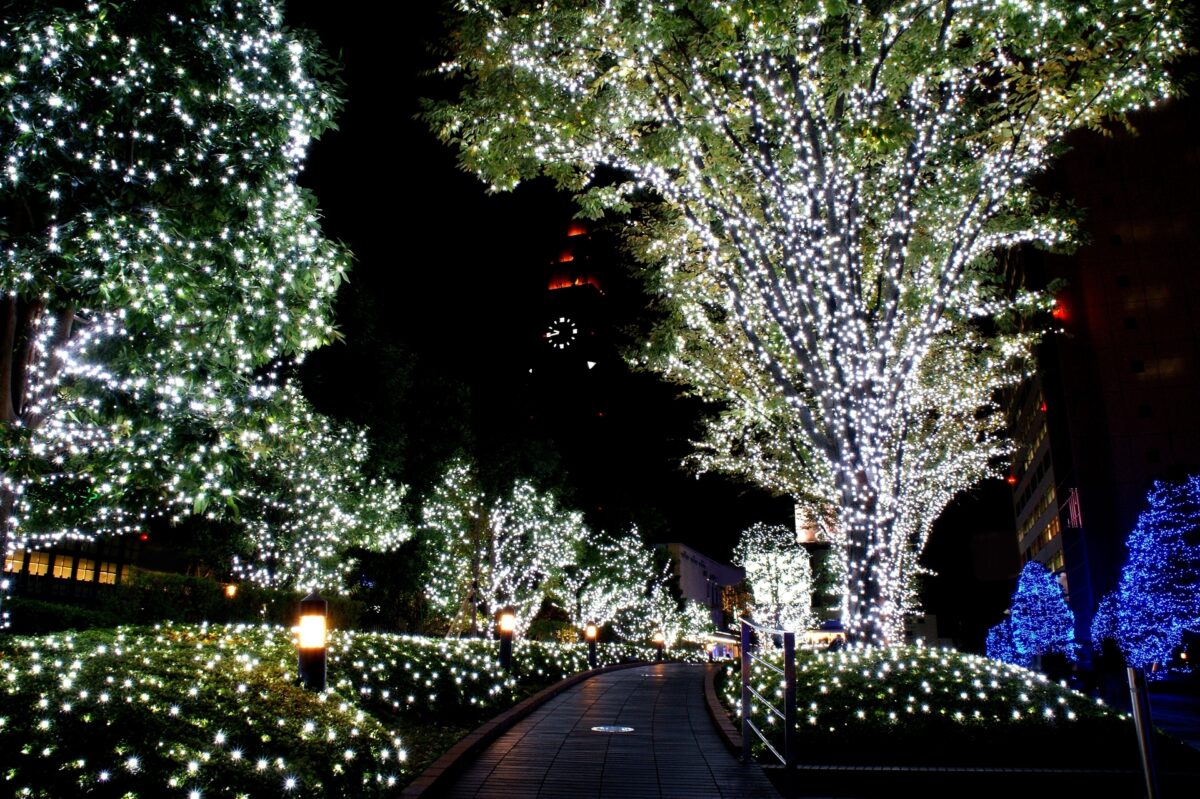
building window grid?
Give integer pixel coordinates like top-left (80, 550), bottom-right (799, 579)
top-left (1018, 486), bottom-right (1058, 542)
top-left (3, 549), bottom-right (24, 573)
top-left (5, 549), bottom-right (119, 584)
top-left (52, 554), bottom-right (74, 579)
top-left (99, 562), bottom-right (118, 585)
top-left (76, 558), bottom-right (95, 582)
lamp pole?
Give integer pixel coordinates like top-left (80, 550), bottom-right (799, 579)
top-left (653, 631), bottom-right (665, 662)
top-left (296, 591), bottom-right (327, 691)
top-left (585, 623), bottom-right (598, 669)
top-left (498, 610), bottom-right (516, 671)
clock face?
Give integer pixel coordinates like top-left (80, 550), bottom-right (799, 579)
top-left (545, 315), bottom-right (579, 350)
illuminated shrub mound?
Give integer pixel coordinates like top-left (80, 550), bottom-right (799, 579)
top-left (722, 646), bottom-right (1186, 768)
top-left (0, 623), bottom-right (676, 797)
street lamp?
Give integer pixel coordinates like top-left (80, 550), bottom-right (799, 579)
top-left (498, 610), bottom-right (516, 671)
top-left (653, 630), bottom-right (665, 662)
top-left (295, 591), bottom-right (327, 691)
top-left (585, 623), bottom-right (598, 669)
top-left (224, 583), bottom-right (238, 599)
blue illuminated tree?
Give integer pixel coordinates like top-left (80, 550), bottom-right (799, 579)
top-left (1096, 477), bottom-right (1200, 670)
top-left (986, 619), bottom-right (1031, 668)
top-left (1010, 561), bottom-right (1077, 661)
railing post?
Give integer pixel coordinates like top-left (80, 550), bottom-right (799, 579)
top-left (783, 631), bottom-right (797, 798)
top-left (1127, 666), bottom-right (1160, 799)
top-left (740, 619), bottom-right (752, 764)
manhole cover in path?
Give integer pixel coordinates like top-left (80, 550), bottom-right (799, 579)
top-left (591, 725), bottom-right (635, 733)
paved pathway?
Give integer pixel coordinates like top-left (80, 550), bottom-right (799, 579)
top-left (442, 663), bottom-right (780, 799)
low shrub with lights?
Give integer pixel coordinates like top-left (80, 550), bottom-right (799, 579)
top-left (0, 623), bottom-right (697, 797)
top-left (722, 645), bottom-right (1200, 769)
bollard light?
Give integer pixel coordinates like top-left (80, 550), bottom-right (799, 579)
top-left (585, 623), bottom-right (598, 669)
top-left (498, 610), bottom-right (516, 671)
top-left (295, 591), bottom-right (327, 691)
top-left (653, 631), bottom-right (665, 662)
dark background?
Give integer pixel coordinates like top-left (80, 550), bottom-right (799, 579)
top-left (284, 1), bottom-right (1018, 647)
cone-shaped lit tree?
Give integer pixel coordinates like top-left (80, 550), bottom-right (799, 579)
top-left (1010, 561), bottom-right (1076, 661)
top-left (428, 0), bottom-right (1188, 643)
top-left (1094, 477), bottom-right (1200, 670)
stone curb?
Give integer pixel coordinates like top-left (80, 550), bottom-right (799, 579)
top-left (704, 661), bottom-right (743, 755)
top-left (399, 660), bottom-right (648, 798)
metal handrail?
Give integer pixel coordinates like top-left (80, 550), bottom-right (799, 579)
top-left (739, 616), bottom-right (797, 792)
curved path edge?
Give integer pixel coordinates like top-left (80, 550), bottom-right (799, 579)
top-left (399, 661), bottom-right (649, 798)
top-left (703, 661), bottom-right (743, 755)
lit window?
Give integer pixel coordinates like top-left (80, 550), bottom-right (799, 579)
top-left (99, 562), bottom-right (118, 585)
top-left (3, 549), bottom-right (24, 573)
top-left (27, 551), bottom-right (50, 577)
top-left (76, 558), bottom-right (95, 582)
top-left (52, 554), bottom-right (74, 579)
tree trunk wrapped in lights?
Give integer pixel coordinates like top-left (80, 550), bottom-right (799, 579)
top-left (428, 0), bottom-right (1187, 643)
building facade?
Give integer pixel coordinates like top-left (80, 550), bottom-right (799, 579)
top-left (661, 542), bottom-right (744, 629)
top-left (1005, 90), bottom-right (1200, 651)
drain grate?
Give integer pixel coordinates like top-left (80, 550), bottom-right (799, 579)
top-left (590, 725), bottom-right (635, 733)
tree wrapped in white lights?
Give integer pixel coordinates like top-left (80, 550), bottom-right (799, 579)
top-left (0, 1), bottom-right (411, 591)
top-left (421, 457), bottom-right (587, 636)
top-left (733, 522), bottom-right (815, 632)
top-left (430, 1), bottom-right (1187, 643)
top-left (562, 526), bottom-right (658, 629)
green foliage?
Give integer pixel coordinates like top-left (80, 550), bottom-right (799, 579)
top-left (428, 0), bottom-right (1189, 643)
top-left (0, 0), bottom-right (409, 594)
top-left (0, 622), bottom-right (705, 795)
top-left (721, 645), bottom-right (1197, 769)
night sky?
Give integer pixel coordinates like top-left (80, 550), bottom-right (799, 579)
top-left (282, 1), bottom-right (1018, 644)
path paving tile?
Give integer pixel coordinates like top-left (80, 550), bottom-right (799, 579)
top-left (442, 663), bottom-right (780, 799)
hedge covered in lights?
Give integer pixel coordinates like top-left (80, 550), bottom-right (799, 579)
top-left (721, 645), bottom-right (1181, 768)
top-left (0, 622), bottom-right (693, 797)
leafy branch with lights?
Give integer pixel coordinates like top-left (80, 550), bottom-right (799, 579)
top-left (429, 0), bottom-right (1188, 643)
top-left (0, 0), bottom-right (409, 598)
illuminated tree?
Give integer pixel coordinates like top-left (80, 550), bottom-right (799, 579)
top-left (562, 526), bottom-right (658, 629)
top-left (421, 457), bottom-right (587, 636)
top-left (429, 0), bottom-right (1187, 643)
top-left (614, 572), bottom-right (713, 649)
top-left (985, 618), bottom-right (1029, 668)
top-left (733, 522), bottom-right (815, 632)
top-left (1009, 561), bottom-right (1076, 661)
top-left (1094, 477), bottom-right (1200, 670)
top-left (0, 1), bottom-right (416, 596)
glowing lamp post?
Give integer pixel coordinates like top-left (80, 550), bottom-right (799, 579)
top-left (295, 591), bottom-right (328, 691)
top-left (585, 623), bottom-right (598, 669)
top-left (653, 631), bottom-right (665, 662)
top-left (498, 610), bottom-right (516, 671)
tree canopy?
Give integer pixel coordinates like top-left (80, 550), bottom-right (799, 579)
top-left (1092, 476), bottom-right (1200, 670)
top-left (0, 0), bottom-right (408, 592)
top-left (429, 0), bottom-right (1188, 642)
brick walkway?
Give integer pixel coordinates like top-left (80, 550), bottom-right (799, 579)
top-left (442, 663), bottom-right (780, 799)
